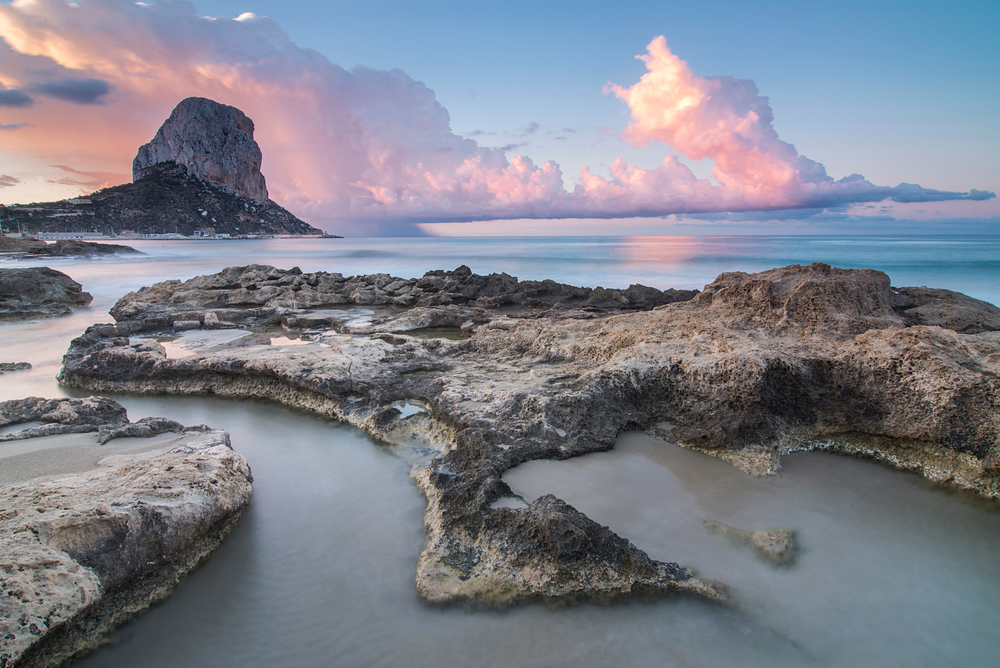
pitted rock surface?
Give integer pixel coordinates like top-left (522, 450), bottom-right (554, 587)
top-left (57, 262), bottom-right (1000, 606)
top-left (0, 397), bottom-right (251, 668)
top-left (133, 97), bottom-right (269, 202)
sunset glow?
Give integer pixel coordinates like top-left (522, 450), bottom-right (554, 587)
top-left (0, 0), bottom-right (995, 234)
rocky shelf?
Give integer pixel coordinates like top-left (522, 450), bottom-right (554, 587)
top-left (0, 397), bottom-right (252, 668)
top-left (56, 262), bottom-right (1000, 607)
top-left (0, 237), bottom-right (140, 258)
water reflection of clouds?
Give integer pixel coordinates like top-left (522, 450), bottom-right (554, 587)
top-left (9, 235), bottom-right (996, 308)
top-left (615, 235), bottom-right (703, 266)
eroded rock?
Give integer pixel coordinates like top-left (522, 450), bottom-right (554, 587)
top-left (0, 237), bottom-right (140, 258)
top-left (0, 267), bottom-right (93, 320)
top-left (56, 262), bottom-right (1000, 607)
top-left (0, 398), bottom-right (251, 668)
top-left (0, 362), bottom-right (31, 374)
top-left (703, 519), bottom-right (797, 566)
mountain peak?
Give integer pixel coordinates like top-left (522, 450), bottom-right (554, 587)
top-left (132, 97), bottom-right (269, 203)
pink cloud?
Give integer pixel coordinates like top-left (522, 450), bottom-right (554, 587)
top-left (0, 2), bottom-right (990, 229)
top-left (608, 36), bottom-right (828, 195)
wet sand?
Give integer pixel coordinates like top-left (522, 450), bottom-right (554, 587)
top-left (0, 431), bottom-right (187, 485)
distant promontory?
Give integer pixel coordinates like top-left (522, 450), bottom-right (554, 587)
top-left (1, 98), bottom-right (328, 239)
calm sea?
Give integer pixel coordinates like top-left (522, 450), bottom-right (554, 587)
top-left (3, 235), bottom-right (999, 668)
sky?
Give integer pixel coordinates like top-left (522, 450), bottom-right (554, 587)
top-left (0, 0), bottom-right (997, 236)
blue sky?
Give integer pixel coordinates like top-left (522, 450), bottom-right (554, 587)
top-left (1, 0), bottom-right (997, 235)
top-left (190, 0), bottom-right (998, 190)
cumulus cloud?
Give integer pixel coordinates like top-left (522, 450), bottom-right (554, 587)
top-left (33, 77), bottom-right (112, 104)
top-left (0, 2), bottom-right (989, 228)
top-left (0, 88), bottom-right (32, 107)
top-left (606, 36), bottom-right (993, 212)
top-left (0, 175), bottom-right (20, 187)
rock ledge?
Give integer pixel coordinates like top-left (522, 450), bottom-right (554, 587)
top-left (55, 262), bottom-right (1000, 607)
top-left (0, 397), bottom-right (252, 668)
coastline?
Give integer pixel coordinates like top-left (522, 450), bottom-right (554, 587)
top-left (55, 262), bottom-right (1000, 609)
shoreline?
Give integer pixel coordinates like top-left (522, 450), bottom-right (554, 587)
top-left (55, 262), bottom-right (1000, 608)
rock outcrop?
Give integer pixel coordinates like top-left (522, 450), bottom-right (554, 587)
top-left (56, 262), bottom-right (1000, 606)
top-left (0, 267), bottom-right (93, 320)
top-left (703, 519), bottom-right (797, 566)
top-left (0, 237), bottom-right (140, 258)
top-left (0, 397), bottom-right (252, 668)
top-left (103, 263), bottom-right (697, 334)
top-left (2, 98), bottom-right (322, 238)
top-left (0, 362), bottom-right (31, 374)
top-left (133, 97), bottom-right (268, 202)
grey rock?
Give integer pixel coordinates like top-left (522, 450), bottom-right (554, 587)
top-left (57, 262), bottom-right (1000, 607)
top-left (893, 285), bottom-right (1000, 333)
top-left (0, 398), bottom-right (251, 668)
top-left (96, 416), bottom-right (185, 444)
top-left (0, 267), bottom-right (93, 320)
top-left (0, 362), bottom-right (31, 373)
top-left (106, 263), bottom-right (697, 333)
top-left (0, 237), bottom-right (140, 258)
top-left (703, 519), bottom-right (797, 566)
top-left (0, 396), bottom-right (127, 438)
top-left (133, 97), bottom-right (269, 202)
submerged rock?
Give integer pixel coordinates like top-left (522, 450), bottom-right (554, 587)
top-left (703, 519), bottom-right (797, 566)
top-left (56, 262), bottom-right (1000, 606)
top-left (0, 362), bottom-right (31, 373)
top-left (0, 397), bottom-right (252, 668)
top-left (0, 267), bottom-right (93, 320)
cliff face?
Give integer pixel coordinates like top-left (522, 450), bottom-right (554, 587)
top-left (133, 97), bottom-right (269, 203)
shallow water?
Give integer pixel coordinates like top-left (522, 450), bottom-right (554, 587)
top-left (2, 236), bottom-right (999, 667)
top-left (505, 434), bottom-right (1000, 667)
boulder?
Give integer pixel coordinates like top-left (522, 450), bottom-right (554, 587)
top-left (0, 267), bottom-right (93, 320)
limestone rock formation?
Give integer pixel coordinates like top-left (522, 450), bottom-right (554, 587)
top-left (133, 97), bottom-right (268, 202)
top-left (4, 98), bottom-right (322, 238)
top-left (56, 262), bottom-right (1000, 606)
top-left (0, 267), bottom-right (93, 320)
top-left (0, 397), bottom-right (252, 668)
top-left (104, 263), bottom-right (697, 333)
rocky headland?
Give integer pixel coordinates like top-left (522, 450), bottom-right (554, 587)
top-left (0, 397), bottom-right (252, 668)
top-left (56, 262), bottom-right (1000, 606)
top-left (2, 97), bottom-right (321, 238)
top-left (0, 267), bottom-right (93, 320)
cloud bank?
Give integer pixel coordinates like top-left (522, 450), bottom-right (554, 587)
top-left (0, 1), bottom-right (990, 229)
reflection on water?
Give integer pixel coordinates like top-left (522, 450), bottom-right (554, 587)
top-left (504, 434), bottom-right (1000, 667)
top-left (1, 236), bottom-right (998, 667)
top-left (4, 235), bottom-right (997, 306)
